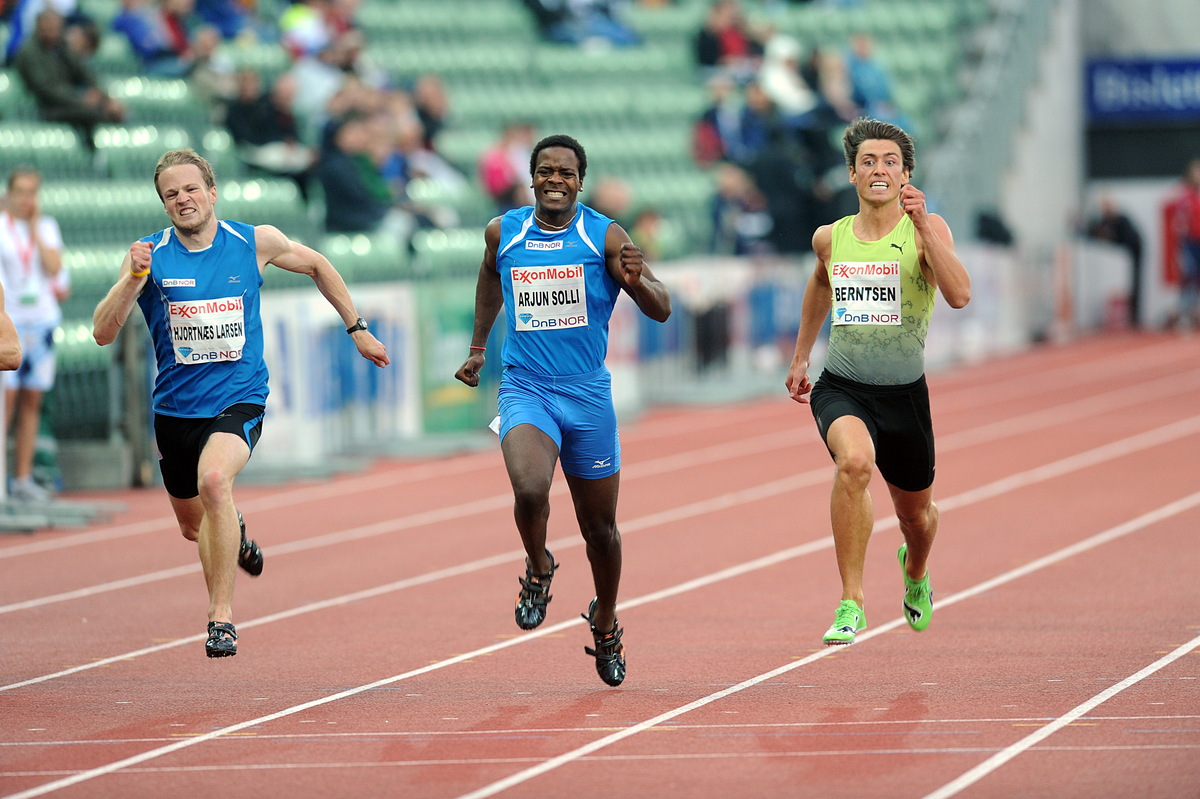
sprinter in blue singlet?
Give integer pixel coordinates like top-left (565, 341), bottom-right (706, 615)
top-left (93, 149), bottom-right (389, 659)
top-left (456, 135), bottom-right (672, 686)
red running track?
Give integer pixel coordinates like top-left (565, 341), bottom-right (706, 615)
top-left (1, 331), bottom-right (1198, 799)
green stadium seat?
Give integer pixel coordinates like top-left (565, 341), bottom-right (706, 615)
top-left (95, 124), bottom-right (191, 179)
top-left (60, 246), bottom-right (126, 321)
top-left (410, 227), bottom-right (484, 278)
top-left (0, 123), bottom-right (93, 179)
top-left (106, 77), bottom-right (210, 129)
top-left (50, 322), bottom-right (113, 441)
top-left (322, 232), bottom-right (410, 284)
top-left (0, 70), bottom-right (38, 122)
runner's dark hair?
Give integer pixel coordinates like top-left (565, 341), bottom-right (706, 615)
top-left (530, 134), bottom-right (587, 181)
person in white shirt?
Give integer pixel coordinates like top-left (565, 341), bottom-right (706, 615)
top-left (0, 167), bottom-right (64, 501)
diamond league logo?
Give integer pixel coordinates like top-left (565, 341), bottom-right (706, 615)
top-left (836, 308), bottom-right (846, 319)
top-left (519, 313), bottom-right (533, 324)
top-left (180, 347), bottom-right (193, 357)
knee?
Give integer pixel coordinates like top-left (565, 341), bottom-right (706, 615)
top-left (834, 450), bottom-right (874, 491)
top-left (898, 501), bottom-right (937, 534)
top-left (196, 468), bottom-right (234, 508)
top-left (511, 480), bottom-right (551, 517)
top-left (178, 521), bottom-right (199, 542)
top-left (580, 520), bottom-right (620, 553)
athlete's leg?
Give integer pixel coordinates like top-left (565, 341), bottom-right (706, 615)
top-left (501, 423), bottom-right (559, 577)
top-left (887, 482), bottom-right (937, 581)
top-left (564, 471), bottom-right (620, 633)
top-left (194, 432), bottom-right (251, 624)
top-left (11, 389), bottom-right (42, 481)
top-left (826, 415), bottom-right (877, 611)
top-left (169, 495), bottom-right (204, 542)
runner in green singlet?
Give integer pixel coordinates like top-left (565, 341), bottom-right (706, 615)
top-left (785, 118), bottom-right (971, 646)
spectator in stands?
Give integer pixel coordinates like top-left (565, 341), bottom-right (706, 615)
top-left (478, 121), bottom-right (537, 214)
top-left (748, 123), bottom-right (817, 254)
top-left (189, 25), bottom-right (236, 120)
top-left (111, 0), bottom-right (197, 78)
top-left (586, 176), bottom-right (633, 228)
top-left (194, 0), bottom-right (248, 39)
top-left (412, 74), bottom-right (450, 148)
top-left (316, 114), bottom-right (413, 238)
top-left (845, 33), bottom-right (910, 130)
top-left (0, 167), bottom-right (63, 501)
top-left (694, 0), bottom-right (763, 82)
top-left (692, 73), bottom-right (773, 168)
top-left (1086, 196), bottom-right (1143, 328)
top-left (3, 0), bottom-right (86, 65)
top-left (289, 29), bottom-right (381, 145)
top-left (758, 34), bottom-right (820, 130)
top-left (522, 0), bottom-right (640, 48)
top-left (226, 70), bottom-right (316, 191)
top-left (710, 160), bottom-right (770, 255)
top-left (14, 9), bottom-right (125, 150)
top-left (629, 206), bottom-right (668, 261)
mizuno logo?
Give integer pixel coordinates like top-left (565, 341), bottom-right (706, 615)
top-left (890, 242), bottom-right (905, 255)
top-left (593, 458), bottom-right (612, 469)
top-left (228, 275), bottom-right (241, 283)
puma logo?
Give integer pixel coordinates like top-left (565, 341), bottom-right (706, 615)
top-left (890, 242), bottom-right (905, 255)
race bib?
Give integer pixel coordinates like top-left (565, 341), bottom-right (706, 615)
top-left (511, 264), bottom-right (588, 331)
top-left (830, 261), bottom-right (902, 326)
top-left (169, 296), bottom-right (246, 364)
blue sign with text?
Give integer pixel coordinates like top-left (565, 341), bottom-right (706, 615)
top-left (1087, 59), bottom-right (1200, 123)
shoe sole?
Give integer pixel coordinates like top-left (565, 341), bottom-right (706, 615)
top-left (205, 648), bottom-right (237, 658)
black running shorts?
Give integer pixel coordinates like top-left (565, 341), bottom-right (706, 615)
top-left (154, 404), bottom-right (265, 499)
top-left (809, 370), bottom-right (935, 493)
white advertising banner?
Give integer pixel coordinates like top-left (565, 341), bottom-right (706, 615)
top-left (254, 283), bottom-right (421, 469)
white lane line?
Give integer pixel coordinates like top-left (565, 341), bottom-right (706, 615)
top-left (8, 743), bottom-right (1200, 778)
top-left (5, 494), bottom-right (1199, 798)
top-left (6, 363), bottom-right (1193, 615)
top-left (9, 714), bottom-right (1200, 748)
top-left (921, 634), bottom-right (1200, 799)
top-left (454, 490), bottom-right (1200, 799)
top-left (5, 413), bottom-right (1200, 693)
top-left (0, 429), bottom-right (812, 615)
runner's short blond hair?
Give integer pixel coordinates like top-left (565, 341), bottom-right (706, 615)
top-left (153, 149), bottom-right (216, 199)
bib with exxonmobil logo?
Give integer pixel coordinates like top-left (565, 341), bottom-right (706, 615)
top-left (830, 261), bottom-right (902, 325)
top-left (169, 296), bottom-right (246, 364)
top-left (511, 263), bottom-right (588, 331)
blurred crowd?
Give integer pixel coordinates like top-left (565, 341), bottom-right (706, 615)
top-left (692, 0), bottom-right (910, 256)
top-left (1, 0), bottom-right (910, 259)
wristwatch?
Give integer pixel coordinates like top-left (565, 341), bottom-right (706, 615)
top-left (346, 317), bottom-right (368, 334)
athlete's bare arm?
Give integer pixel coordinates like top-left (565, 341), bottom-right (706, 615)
top-left (255, 224), bottom-right (389, 367)
top-left (786, 224), bottom-right (835, 403)
top-left (455, 217), bottom-right (505, 388)
top-left (93, 241), bottom-right (152, 346)
top-left (603, 224), bottom-right (671, 323)
top-left (0, 285), bottom-right (21, 370)
top-left (901, 184), bottom-right (970, 308)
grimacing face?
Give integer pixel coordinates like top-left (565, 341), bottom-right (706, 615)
top-left (157, 164), bottom-right (216, 235)
top-left (532, 147), bottom-right (581, 216)
top-left (850, 138), bottom-right (909, 206)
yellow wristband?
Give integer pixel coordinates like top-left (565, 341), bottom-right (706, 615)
top-left (130, 266), bottom-right (150, 278)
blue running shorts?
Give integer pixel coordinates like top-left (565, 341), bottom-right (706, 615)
top-left (498, 365), bottom-right (620, 479)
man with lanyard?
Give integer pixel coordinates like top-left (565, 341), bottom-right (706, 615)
top-left (785, 118), bottom-right (970, 646)
top-left (455, 134), bottom-right (671, 686)
top-left (0, 167), bottom-right (64, 501)
top-left (93, 149), bottom-right (389, 658)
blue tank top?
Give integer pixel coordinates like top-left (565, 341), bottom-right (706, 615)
top-left (496, 204), bottom-right (621, 376)
top-left (136, 220), bottom-right (269, 418)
